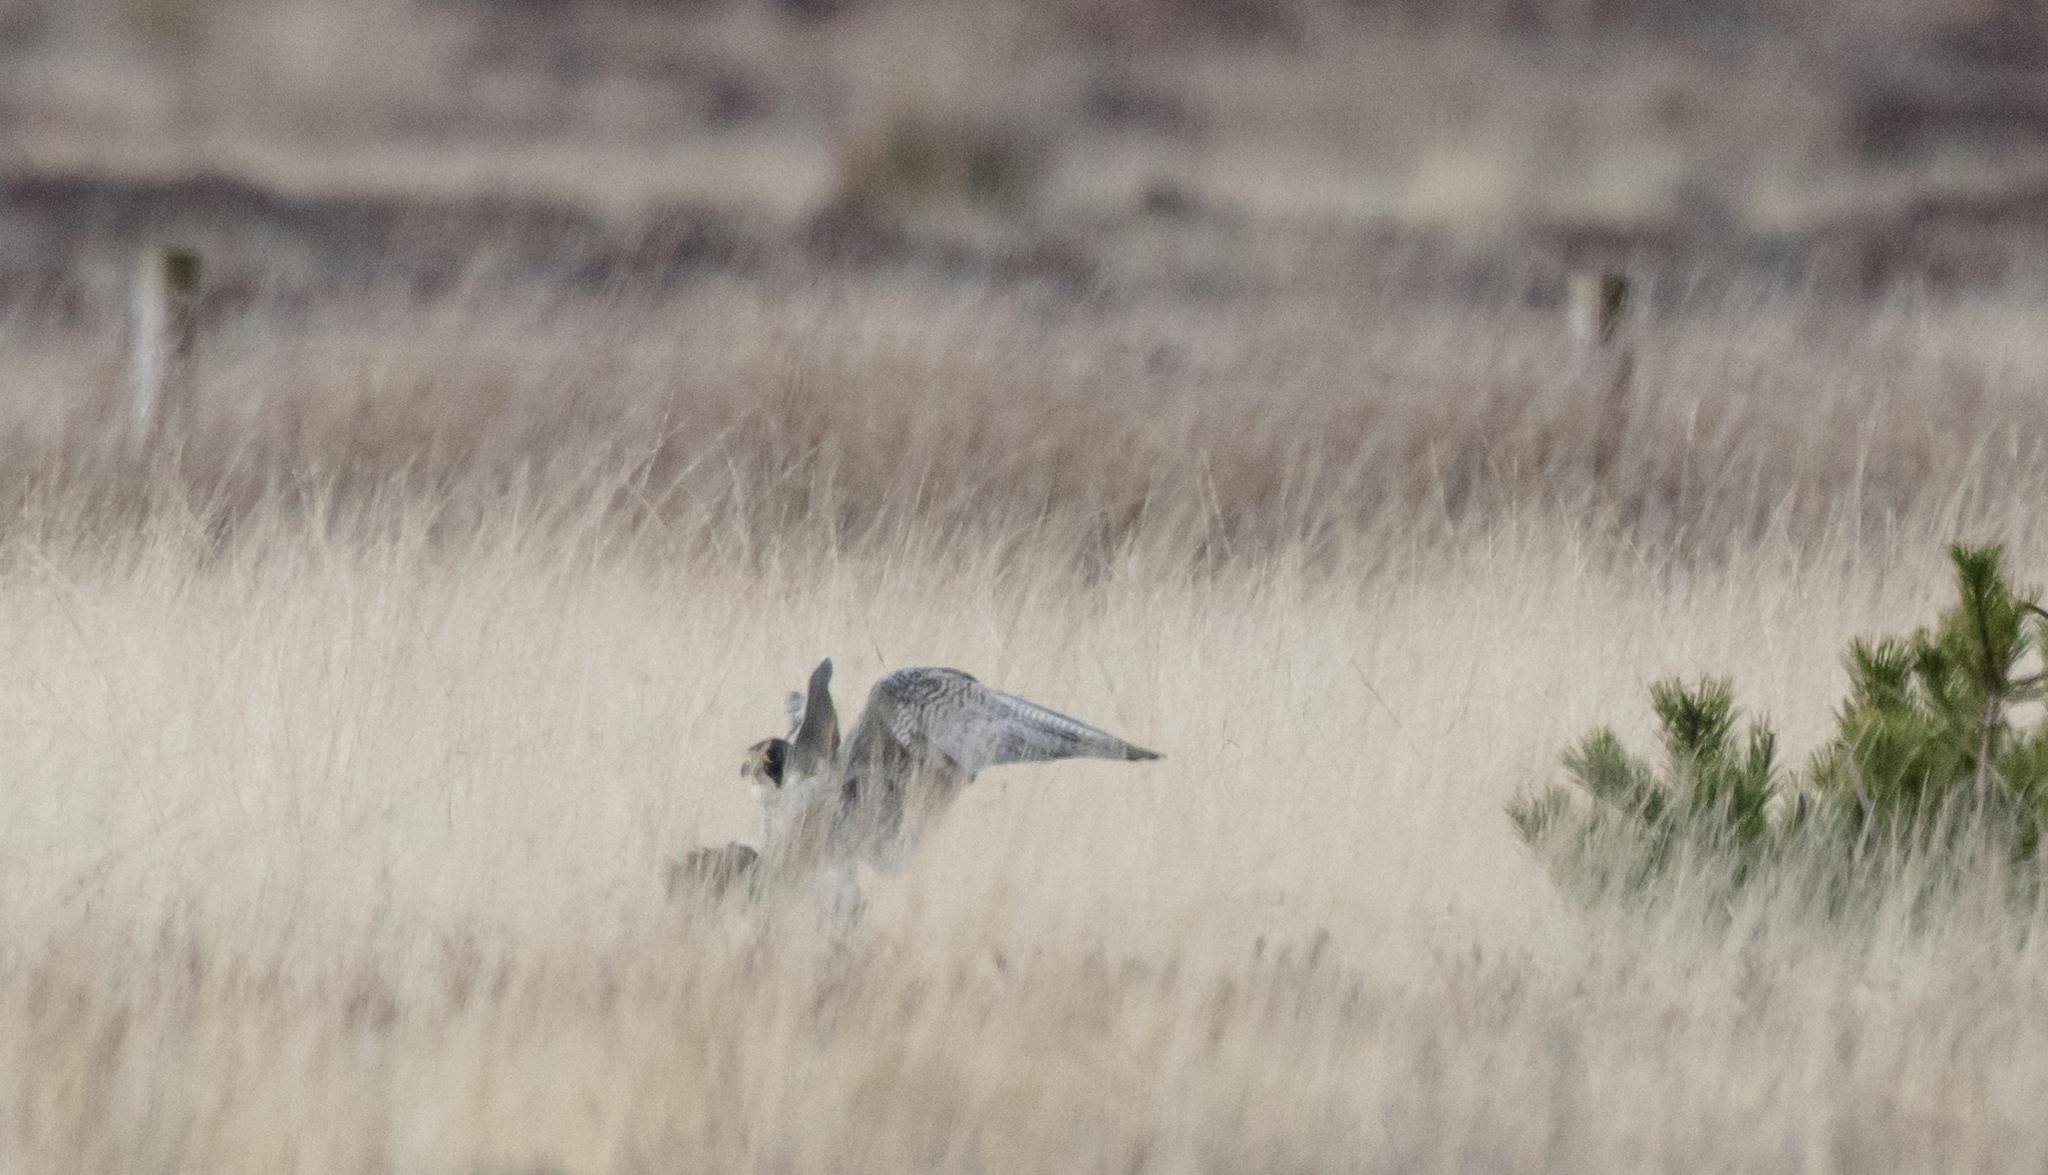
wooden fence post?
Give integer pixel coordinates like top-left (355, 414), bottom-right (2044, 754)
top-left (1567, 269), bottom-right (1629, 346)
top-left (1568, 269), bottom-right (1634, 479)
top-left (127, 245), bottom-right (202, 454)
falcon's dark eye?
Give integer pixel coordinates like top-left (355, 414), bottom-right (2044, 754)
top-left (763, 739), bottom-right (788, 785)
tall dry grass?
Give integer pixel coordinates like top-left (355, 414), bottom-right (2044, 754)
top-left (4, 283), bottom-right (2048, 1171)
top-left (4, 483), bottom-right (2048, 1172)
top-left (9, 280), bottom-right (2048, 561)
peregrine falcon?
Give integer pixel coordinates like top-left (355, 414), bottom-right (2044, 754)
top-left (683, 658), bottom-right (1161, 909)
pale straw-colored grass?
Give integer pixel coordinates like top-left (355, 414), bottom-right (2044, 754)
top-left (4, 280), bottom-right (2048, 1170)
top-left (1, 479), bottom-right (2046, 1172)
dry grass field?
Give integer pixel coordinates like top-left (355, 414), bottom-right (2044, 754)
top-left (9, 0), bottom-right (2048, 1170)
top-left (3, 288), bottom-right (2048, 1171)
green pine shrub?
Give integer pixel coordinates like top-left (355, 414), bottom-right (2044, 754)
top-left (1512, 543), bottom-right (2048, 912)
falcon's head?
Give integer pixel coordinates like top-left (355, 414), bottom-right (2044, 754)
top-left (742, 736), bottom-right (791, 802)
top-left (741, 658), bottom-right (840, 804)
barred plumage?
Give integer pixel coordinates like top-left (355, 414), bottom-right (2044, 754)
top-left (712, 659), bottom-right (1161, 912)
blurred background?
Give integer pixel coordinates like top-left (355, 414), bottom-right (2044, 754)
top-left (5, 0), bottom-right (2048, 555)
top-left (8, 0), bottom-right (2048, 322)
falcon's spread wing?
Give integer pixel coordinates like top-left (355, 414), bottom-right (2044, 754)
top-left (849, 668), bottom-right (1162, 781)
top-left (787, 658), bottom-right (840, 782)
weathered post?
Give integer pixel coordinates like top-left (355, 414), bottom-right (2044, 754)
top-left (1567, 269), bottom-right (1629, 346)
top-left (127, 245), bottom-right (202, 454)
top-left (1568, 269), bottom-right (1634, 480)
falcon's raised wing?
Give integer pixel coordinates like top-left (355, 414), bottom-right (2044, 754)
top-left (787, 658), bottom-right (840, 782)
top-left (850, 667), bottom-right (1161, 781)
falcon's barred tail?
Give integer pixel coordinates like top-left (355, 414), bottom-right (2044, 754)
top-left (987, 688), bottom-right (1163, 766)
